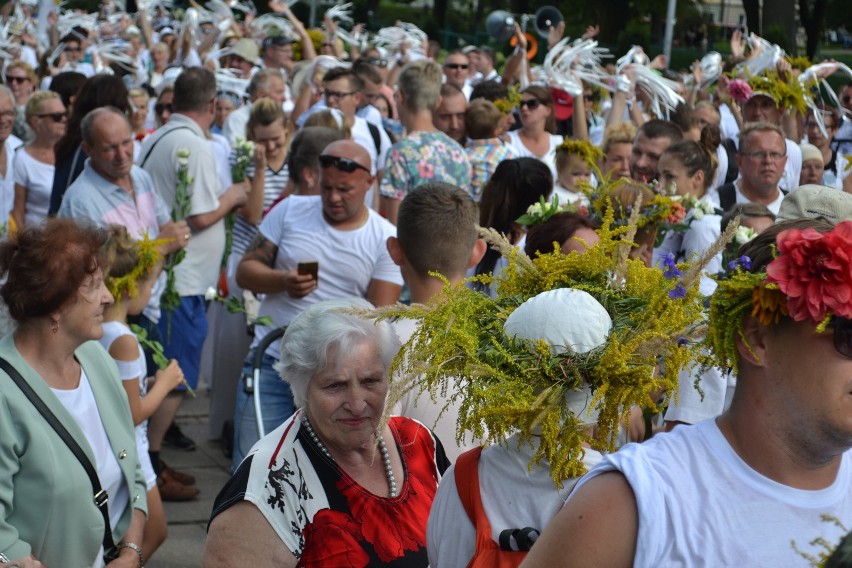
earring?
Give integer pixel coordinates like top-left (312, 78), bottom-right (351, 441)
top-left (51, 320), bottom-right (58, 334)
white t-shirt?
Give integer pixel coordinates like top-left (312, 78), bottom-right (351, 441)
top-left (351, 115), bottom-right (391, 174)
top-left (664, 365), bottom-right (735, 424)
top-left (0, 134), bottom-right (22, 224)
top-left (574, 419), bottom-right (852, 566)
top-left (222, 105), bottom-right (250, 148)
top-left (391, 318), bottom-right (482, 462)
top-left (427, 434), bottom-right (603, 567)
top-left (51, 368), bottom-right (129, 568)
top-left (250, 195), bottom-right (402, 359)
top-left (13, 148), bottom-right (54, 226)
top-left (729, 136), bottom-right (803, 194)
top-left (140, 114), bottom-right (224, 295)
top-left (505, 130), bottom-right (563, 179)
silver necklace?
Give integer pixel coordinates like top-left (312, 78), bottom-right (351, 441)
top-left (301, 415), bottom-right (398, 498)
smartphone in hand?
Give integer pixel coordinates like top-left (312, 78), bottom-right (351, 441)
top-left (297, 261), bottom-right (319, 283)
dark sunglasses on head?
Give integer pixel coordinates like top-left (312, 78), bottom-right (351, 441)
top-left (834, 317), bottom-right (852, 359)
top-left (366, 57), bottom-right (388, 68)
top-left (318, 154), bottom-right (370, 174)
top-left (35, 112), bottom-right (66, 123)
top-left (155, 103), bottom-right (173, 115)
top-left (5, 76), bottom-right (28, 84)
top-left (519, 99), bottom-right (542, 110)
top-left (445, 63), bottom-right (469, 70)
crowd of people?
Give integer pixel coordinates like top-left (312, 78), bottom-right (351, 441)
top-left (0, 0), bottom-right (851, 565)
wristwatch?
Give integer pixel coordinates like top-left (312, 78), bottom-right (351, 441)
top-left (117, 542), bottom-right (145, 567)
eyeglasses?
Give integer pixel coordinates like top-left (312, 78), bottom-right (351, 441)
top-left (324, 89), bottom-right (356, 100)
top-left (740, 150), bottom-right (786, 161)
top-left (834, 317), bottom-right (852, 358)
top-left (5, 76), bottom-right (28, 84)
top-left (519, 99), bottom-right (542, 110)
top-left (444, 63), bottom-right (469, 70)
top-left (35, 112), bottom-right (66, 122)
top-left (366, 57), bottom-right (388, 68)
top-left (155, 103), bottom-right (173, 115)
top-left (64, 46), bottom-right (81, 52)
top-left (318, 154), bottom-right (370, 174)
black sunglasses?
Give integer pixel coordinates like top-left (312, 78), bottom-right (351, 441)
top-left (35, 112), bottom-right (66, 122)
top-left (834, 317), bottom-right (852, 359)
top-left (5, 76), bottom-right (28, 84)
top-left (155, 103), bottom-right (173, 115)
top-left (444, 63), bottom-right (469, 70)
top-left (318, 154), bottom-right (370, 174)
top-left (366, 57), bottom-right (388, 68)
top-left (519, 99), bottom-right (542, 110)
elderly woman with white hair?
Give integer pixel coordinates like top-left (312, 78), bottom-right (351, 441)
top-left (204, 298), bottom-right (449, 568)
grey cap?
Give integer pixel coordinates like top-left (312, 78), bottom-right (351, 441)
top-left (776, 184), bottom-right (852, 225)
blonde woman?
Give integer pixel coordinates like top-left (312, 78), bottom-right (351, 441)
top-left (12, 90), bottom-right (65, 228)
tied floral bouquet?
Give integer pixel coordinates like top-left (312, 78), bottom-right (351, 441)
top-left (161, 148), bottom-right (192, 335)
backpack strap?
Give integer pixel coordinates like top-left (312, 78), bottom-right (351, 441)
top-left (717, 182), bottom-right (737, 213)
top-left (367, 121), bottom-right (382, 158)
top-left (721, 138), bottom-right (739, 184)
top-left (139, 125), bottom-right (193, 168)
top-left (455, 447), bottom-right (497, 561)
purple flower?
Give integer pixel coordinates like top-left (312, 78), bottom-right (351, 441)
top-left (662, 253), bottom-right (683, 279)
top-left (668, 283), bottom-right (687, 299)
top-left (677, 337), bottom-right (689, 347)
top-left (727, 255), bottom-right (754, 272)
top-left (739, 255), bottom-right (752, 270)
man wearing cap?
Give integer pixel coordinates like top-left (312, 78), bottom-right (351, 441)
top-left (231, 139), bottom-right (402, 468)
top-left (261, 36), bottom-right (295, 73)
top-left (776, 183), bottom-right (852, 225)
top-left (740, 91), bottom-right (802, 192)
top-left (799, 143), bottom-right (825, 186)
top-left (226, 38), bottom-right (260, 79)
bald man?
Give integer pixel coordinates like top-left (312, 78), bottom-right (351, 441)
top-left (231, 140), bottom-right (403, 468)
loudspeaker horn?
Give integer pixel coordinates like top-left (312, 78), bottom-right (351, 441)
top-left (486, 10), bottom-right (516, 43)
top-left (534, 6), bottom-right (563, 38)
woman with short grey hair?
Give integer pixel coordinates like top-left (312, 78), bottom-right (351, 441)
top-left (206, 299), bottom-right (448, 568)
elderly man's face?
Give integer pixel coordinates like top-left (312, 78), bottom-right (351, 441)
top-left (84, 112), bottom-right (135, 183)
top-left (255, 76), bottom-right (286, 105)
top-left (443, 53), bottom-right (469, 89)
top-left (303, 339), bottom-right (389, 451)
top-left (736, 129), bottom-right (787, 194)
top-left (319, 146), bottom-right (374, 226)
top-left (434, 93), bottom-right (467, 144)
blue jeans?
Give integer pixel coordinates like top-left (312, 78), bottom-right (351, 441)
top-left (231, 350), bottom-right (295, 472)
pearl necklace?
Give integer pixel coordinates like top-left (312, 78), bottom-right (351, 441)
top-left (301, 415), bottom-right (398, 498)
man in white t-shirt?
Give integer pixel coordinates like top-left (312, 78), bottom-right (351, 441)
top-left (230, 139), bottom-right (402, 469)
top-left (525, 217), bottom-right (852, 566)
top-left (712, 122), bottom-right (788, 215)
top-left (139, 68), bottom-right (249, 469)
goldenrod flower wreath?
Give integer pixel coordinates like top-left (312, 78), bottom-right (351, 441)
top-left (104, 233), bottom-right (166, 304)
top-left (361, 207), bottom-right (736, 485)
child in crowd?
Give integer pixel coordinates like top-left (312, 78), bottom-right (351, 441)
top-left (99, 226), bottom-right (194, 558)
top-left (553, 139), bottom-right (602, 207)
top-left (465, 98), bottom-right (515, 201)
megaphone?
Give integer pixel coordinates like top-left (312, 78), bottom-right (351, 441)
top-left (486, 10), bottom-right (516, 43)
top-left (534, 6), bottom-right (563, 38)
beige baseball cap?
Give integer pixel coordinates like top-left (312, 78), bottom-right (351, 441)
top-left (776, 184), bottom-right (852, 225)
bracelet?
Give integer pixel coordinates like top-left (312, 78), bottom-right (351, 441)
top-left (117, 543), bottom-right (145, 568)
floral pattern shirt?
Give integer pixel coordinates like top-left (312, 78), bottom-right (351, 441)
top-left (379, 131), bottom-right (472, 201)
top-left (210, 413), bottom-right (448, 567)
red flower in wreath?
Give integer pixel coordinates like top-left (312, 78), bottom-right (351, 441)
top-left (766, 221), bottom-right (852, 323)
top-left (299, 509), bottom-right (369, 568)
